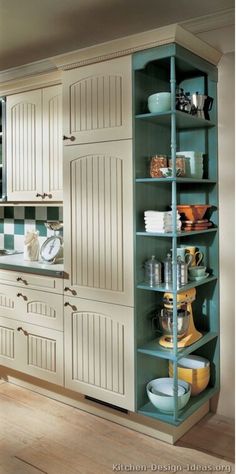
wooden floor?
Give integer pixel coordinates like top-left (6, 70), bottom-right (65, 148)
top-left (0, 381), bottom-right (234, 474)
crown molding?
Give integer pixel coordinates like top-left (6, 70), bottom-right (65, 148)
top-left (181, 8), bottom-right (235, 34)
top-left (0, 20), bottom-right (225, 85)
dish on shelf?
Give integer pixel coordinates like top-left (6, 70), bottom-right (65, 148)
top-left (147, 92), bottom-right (171, 113)
top-left (189, 273), bottom-right (209, 281)
top-left (176, 204), bottom-right (211, 221)
top-left (169, 356), bottom-right (210, 396)
top-left (146, 377), bottom-right (191, 413)
top-left (159, 167), bottom-right (182, 177)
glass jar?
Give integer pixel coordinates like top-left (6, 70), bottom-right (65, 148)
top-left (149, 155), bottom-right (168, 178)
top-left (144, 255), bottom-right (162, 287)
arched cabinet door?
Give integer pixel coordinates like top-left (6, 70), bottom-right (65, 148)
top-left (7, 90), bottom-right (43, 201)
top-left (64, 297), bottom-right (134, 411)
top-left (63, 139), bottom-right (133, 306)
top-left (62, 55), bottom-right (132, 144)
top-left (0, 316), bottom-right (64, 385)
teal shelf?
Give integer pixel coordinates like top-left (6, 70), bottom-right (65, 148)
top-left (136, 228), bottom-right (218, 237)
top-left (135, 110), bottom-right (215, 129)
top-left (137, 276), bottom-right (217, 293)
top-left (137, 331), bottom-right (218, 361)
top-left (136, 178), bottom-right (217, 184)
top-left (134, 45), bottom-right (219, 427)
top-left (138, 387), bottom-right (219, 426)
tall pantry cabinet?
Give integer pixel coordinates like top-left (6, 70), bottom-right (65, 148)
top-left (62, 56), bottom-right (135, 410)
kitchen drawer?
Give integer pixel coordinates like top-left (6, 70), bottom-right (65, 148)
top-left (0, 316), bottom-right (64, 385)
top-left (0, 269), bottom-right (64, 294)
top-left (0, 284), bottom-right (63, 331)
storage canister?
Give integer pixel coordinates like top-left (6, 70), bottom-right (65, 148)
top-left (144, 255), bottom-right (162, 287)
top-left (163, 253), bottom-right (172, 284)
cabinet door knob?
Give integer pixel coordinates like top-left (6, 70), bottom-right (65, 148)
top-left (17, 293), bottom-right (28, 301)
top-left (64, 302), bottom-right (77, 311)
top-left (36, 192), bottom-right (46, 199)
top-left (64, 287), bottom-right (77, 296)
top-left (63, 135), bottom-right (76, 142)
top-left (16, 277), bottom-right (28, 285)
top-left (44, 193), bottom-right (53, 199)
top-left (17, 326), bottom-right (29, 336)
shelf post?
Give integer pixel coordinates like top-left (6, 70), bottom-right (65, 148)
top-left (170, 55), bottom-right (179, 422)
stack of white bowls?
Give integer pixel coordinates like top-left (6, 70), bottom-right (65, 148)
top-left (176, 151), bottom-right (204, 179)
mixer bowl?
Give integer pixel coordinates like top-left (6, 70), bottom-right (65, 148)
top-left (159, 309), bottom-right (190, 341)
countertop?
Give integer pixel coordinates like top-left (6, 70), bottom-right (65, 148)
top-left (0, 253), bottom-right (64, 278)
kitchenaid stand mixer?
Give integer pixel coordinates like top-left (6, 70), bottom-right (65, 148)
top-left (159, 288), bottom-right (202, 348)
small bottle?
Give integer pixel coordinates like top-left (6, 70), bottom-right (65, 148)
top-left (163, 253), bottom-right (172, 284)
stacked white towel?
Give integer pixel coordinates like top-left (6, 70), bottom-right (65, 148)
top-left (144, 210), bottom-right (182, 233)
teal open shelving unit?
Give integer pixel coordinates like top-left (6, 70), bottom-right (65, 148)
top-left (133, 43), bottom-right (219, 426)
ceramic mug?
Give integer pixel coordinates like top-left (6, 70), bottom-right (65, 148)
top-left (184, 246), bottom-right (204, 266)
top-left (171, 248), bottom-right (193, 266)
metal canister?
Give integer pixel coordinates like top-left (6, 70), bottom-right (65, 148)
top-left (177, 256), bottom-right (188, 287)
top-left (163, 253), bottom-right (172, 284)
top-left (144, 255), bottom-right (162, 287)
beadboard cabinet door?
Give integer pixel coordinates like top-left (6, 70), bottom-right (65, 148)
top-left (43, 85), bottom-right (63, 201)
top-left (0, 316), bottom-right (64, 385)
top-left (63, 140), bottom-right (133, 306)
top-left (63, 55), bottom-right (132, 145)
top-left (64, 297), bottom-right (134, 410)
top-left (6, 85), bottom-right (62, 202)
top-left (7, 90), bottom-right (43, 201)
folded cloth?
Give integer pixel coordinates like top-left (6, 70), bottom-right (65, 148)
top-left (144, 210), bottom-right (179, 216)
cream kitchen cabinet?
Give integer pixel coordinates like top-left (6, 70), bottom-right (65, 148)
top-left (0, 269), bottom-right (64, 385)
top-left (6, 85), bottom-right (62, 202)
top-left (63, 139), bottom-right (133, 306)
top-left (64, 296), bottom-right (134, 410)
top-left (62, 55), bottom-right (132, 145)
top-left (0, 316), bottom-right (64, 385)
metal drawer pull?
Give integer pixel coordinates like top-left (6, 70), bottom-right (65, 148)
top-left (16, 277), bottom-right (28, 285)
top-left (17, 326), bottom-right (29, 336)
top-left (44, 193), bottom-right (53, 199)
top-left (64, 287), bottom-right (77, 296)
top-left (63, 135), bottom-right (75, 141)
top-left (64, 302), bottom-right (77, 311)
top-left (17, 293), bottom-right (28, 301)
top-left (36, 192), bottom-right (46, 199)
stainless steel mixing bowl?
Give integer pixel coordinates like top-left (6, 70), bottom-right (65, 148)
top-left (159, 308), bottom-right (190, 341)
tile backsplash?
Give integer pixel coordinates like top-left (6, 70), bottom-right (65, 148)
top-left (0, 206), bottom-right (63, 250)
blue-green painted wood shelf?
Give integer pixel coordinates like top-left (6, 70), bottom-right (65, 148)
top-left (136, 178), bottom-right (217, 184)
top-left (138, 387), bottom-right (219, 426)
top-left (135, 110), bottom-right (215, 129)
top-left (136, 229), bottom-right (218, 237)
top-left (137, 276), bottom-right (217, 293)
top-left (137, 332), bottom-right (218, 361)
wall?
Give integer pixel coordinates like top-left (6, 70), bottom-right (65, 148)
top-left (196, 28), bottom-right (235, 419)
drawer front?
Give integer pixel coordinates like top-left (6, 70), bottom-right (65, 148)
top-left (0, 316), bottom-right (64, 386)
top-left (0, 285), bottom-right (63, 331)
top-left (0, 270), bottom-right (64, 294)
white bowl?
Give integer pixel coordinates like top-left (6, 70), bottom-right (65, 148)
top-left (178, 355), bottom-right (210, 369)
top-left (146, 377), bottom-right (191, 413)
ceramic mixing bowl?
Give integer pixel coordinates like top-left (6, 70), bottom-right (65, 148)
top-left (146, 377), bottom-right (191, 413)
top-left (148, 92), bottom-right (171, 113)
top-left (169, 356), bottom-right (210, 396)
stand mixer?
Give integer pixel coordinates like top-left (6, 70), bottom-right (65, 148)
top-left (159, 288), bottom-right (202, 348)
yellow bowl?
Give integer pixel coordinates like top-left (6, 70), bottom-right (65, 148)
top-left (169, 364), bottom-right (210, 396)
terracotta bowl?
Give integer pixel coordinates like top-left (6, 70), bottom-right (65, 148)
top-left (176, 205), bottom-right (211, 221)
